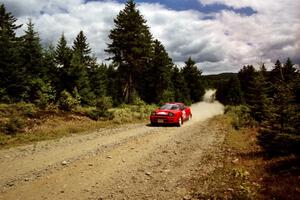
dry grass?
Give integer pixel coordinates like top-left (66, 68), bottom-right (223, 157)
top-left (186, 115), bottom-right (300, 199)
top-left (221, 121), bottom-right (300, 199)
top-left (0, 103), bottom-right (155, 149)
top-left (0, 114), bottom-right (113, 149)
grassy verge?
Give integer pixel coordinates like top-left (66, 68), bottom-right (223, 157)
top-left (189, 107), bottom-right (300, 199)
top-left (0, 103), bottom-right (157, 149)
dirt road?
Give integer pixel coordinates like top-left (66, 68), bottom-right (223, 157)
top-left (0, 102), bottom-right (225, 200)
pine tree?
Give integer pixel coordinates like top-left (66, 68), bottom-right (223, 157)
top-left (258, 59), bottom-right (300, 155)
top-left (238, 65), bottom-right (256, 104)
top-left (69, 31), bottom-right (95, 105)
top-left (282, 58), bottom-right (296, 82)
top-left (106, 0), bottom-right (153, 103)
top-left (216, 76), bottom-right (243, 105)
top-left (72, 31), bottom-right (92, 65)
top-left (247, 66), bottom-right (272, 122)
top-left (19, 19), bottom-right (48, 102)
top-left (20, 19), bottom-right (44, 79)
top-left (270, 60), bottom-right (283, 83)
top-left (88, 62), bottom-right (108, 98)
top-left (55, 33), bottom-right (72, 68)
top-left (54, 33), bottom-right (73, 94)
top-left (0, 4), bottom-right (24, 102)
top-left (172, 66), bottom-right (190, 105)
top-left (106, 64), bottom-right (123, 105)
top-left (182, 57), bottom-right (205, 103)
top-left (226, 76), bottom-right (244, 105)
top-left (141, 39), bottom-right (173, 103)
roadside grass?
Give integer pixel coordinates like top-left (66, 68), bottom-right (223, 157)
top-left (187, 116), bottom-right (261, 199)
top-left (222, 120), bottom-right (300, 199)
top-left (189, 108), bottom-right (300, 199)
top-left (0, 103), bottom-right (156, 149)
top-left (224, 106), bottom-right (300, 199)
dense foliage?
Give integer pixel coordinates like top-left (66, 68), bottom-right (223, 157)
top-left (215, 59), bottom-right (300, 155)
top-left (0, 1), bottom-right (205, 108)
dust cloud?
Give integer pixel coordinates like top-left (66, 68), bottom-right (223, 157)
top-left (190, 89), bottom-right (224, 122)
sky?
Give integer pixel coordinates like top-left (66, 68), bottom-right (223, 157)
top-left (2, 0), bottom-right (300, 74)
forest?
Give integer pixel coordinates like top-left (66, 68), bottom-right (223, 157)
top-left (0, 2), bottom-right (204, 108)
top-left (1, 0), bottom-right (300, 156)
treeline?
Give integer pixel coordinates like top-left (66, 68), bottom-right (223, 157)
top-left (216, 59), bottom-right (300, 155)
top-left (0, 1), bottom-right (205, 109)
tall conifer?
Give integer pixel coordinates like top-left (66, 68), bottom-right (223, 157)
top-left (106, 0), bottom-right (153, 103)
top-left (182, 57), bottom-right (205, 103)
top-left (0, 4), bottom-right (24, 101)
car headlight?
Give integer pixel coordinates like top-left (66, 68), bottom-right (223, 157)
top-left (168, 112), bottom-right (174, 117)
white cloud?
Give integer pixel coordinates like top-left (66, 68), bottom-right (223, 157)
top-left (2, 0), bottom-right (299, 74)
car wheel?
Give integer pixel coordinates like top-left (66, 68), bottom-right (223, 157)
top-left (177, 117), bottom-right (183, 127)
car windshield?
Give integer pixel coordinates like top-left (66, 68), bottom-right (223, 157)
top-left (160, 104), bottom-right (179, 110)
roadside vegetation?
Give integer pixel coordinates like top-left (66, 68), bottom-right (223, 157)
top-left (225, 106), bottom-right (300, 199)
top-left (0, 101), bottom-right (157, 149)
top-left (188, 106), bottom-right (299, 199)
top-left (210, 61), bottom-right (300, 199)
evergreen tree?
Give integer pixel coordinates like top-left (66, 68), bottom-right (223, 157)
top-left (237, 65), bottom-right (256, 104)
top-left (258, 59), bottom-right (300, 155)
top-left (216, 76), bottom-right (243, 105)
top-left (247, 66), bottom-right (272, 122)
top-left (282, 58), bottom-right (296, 82)
top-left (182, 57), bottom-right (205, 103)
top-left (142, 39), bottom-right (173, 103)
top-left (20, 19), bottom-right (44, 79)
top-left (0, 4), bottom-right (24, 102)
top-left (55, 33), bottom-right (72, 68)
top-left (19, 19), bottom-right (47, 102)
top-left (270, 60), bottom-right (283, 84)
top-left (69, 31), bottom-right (95, 105)
top-left (88, 62), bottom-right (108, 98)
top-left (106, 0), bottom-right (153, 103)
top-left (54, 33), bottom-right (73, 95)
top-left (106, 64), bottom-right (123, 105)
top-left (172, 66), bottom-right (190, 105)
top-left (38, 44), bottom-right (57, 106)
top-left (72, 30), bottom-right (92, 65)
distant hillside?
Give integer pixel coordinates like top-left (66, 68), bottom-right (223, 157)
top-left (203, 73), bottom-right (237, 88)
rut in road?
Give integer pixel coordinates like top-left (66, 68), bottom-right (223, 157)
top-left (0, 101), bottom-right (225, 200)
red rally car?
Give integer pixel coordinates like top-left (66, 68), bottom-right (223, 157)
top-left (150, 102), bottom-right (192, 127)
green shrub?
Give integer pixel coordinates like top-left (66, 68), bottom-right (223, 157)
top-left (15, 102), bottom-right (38, 117)
top-left (87, 96), bottom-right (114, 120)
top-left (96, 96), bottom-right (113, 112)
top-left (58, 90), bottom-right (80, 111)
top-left (226, 105), bottom-right (255, 129)
top-left (112, 107), bottom-right (133, 123)
top-left (34, 81), bottom-right (56, 109)
top-left (111, 104), bottom-right (157, 123)
top-left (2, 116), bottom-right (25, 135)
top-left (132, 96), bottom-right (146, 106)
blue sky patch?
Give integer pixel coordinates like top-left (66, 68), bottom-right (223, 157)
top-left (86, 0), bottom-right (256, 16)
